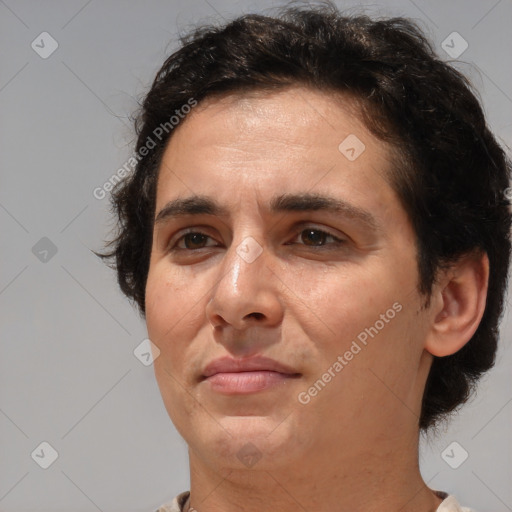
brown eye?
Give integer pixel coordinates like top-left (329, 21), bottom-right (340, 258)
top-left (301, 229), bottom-right (328, 246)
top-left (295, 228), bottom-right (344, 247)
top-left (182, 233), bottom-right (208, 249)
top-left (171, 231), bottom-right (218, 251)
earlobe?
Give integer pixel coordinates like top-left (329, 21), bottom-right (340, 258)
top-left (425, 251), bottom-right (489, 357)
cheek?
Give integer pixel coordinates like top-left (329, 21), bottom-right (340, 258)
top-left (145, 263), bottom-right (214, 389)
top-left (298, 262), bottom-right (395, 340)
top-left (145, 266), bottom-right (192, 351)
top-left (298, 258), bottom-right (420, 385)
top-left (146, 268), bottom-right (204, 428)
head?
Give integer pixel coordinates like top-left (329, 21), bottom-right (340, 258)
top-left (99, 2), bottom-right (511, 465)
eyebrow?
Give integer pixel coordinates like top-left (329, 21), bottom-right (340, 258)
top-left (154, 193), bottom-right (379, 231)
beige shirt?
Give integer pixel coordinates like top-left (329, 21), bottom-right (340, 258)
top-left (155, 490), bottom-right (475, 512)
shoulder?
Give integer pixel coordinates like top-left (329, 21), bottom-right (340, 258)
top-left (155, 490), bottom-right (475, 512)
top-left (154, 490), bottom-right (190, 512)
top-left (436, 491), bottom-right (476, 512)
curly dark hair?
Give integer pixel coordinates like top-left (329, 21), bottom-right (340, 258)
top-left (98, 2), bottom-right (512, 430)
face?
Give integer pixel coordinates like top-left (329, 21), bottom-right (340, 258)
top-left (145, 87), bottom-right (433, 472)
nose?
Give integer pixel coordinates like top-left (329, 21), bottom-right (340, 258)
top-left (205, 236), bottom-right (284, 334)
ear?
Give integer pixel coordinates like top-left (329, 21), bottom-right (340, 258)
top-left (424, 251), bottom-right (489, 357)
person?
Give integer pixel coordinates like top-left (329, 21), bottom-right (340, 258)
top-left (97, 2), bottom-right (511, 511)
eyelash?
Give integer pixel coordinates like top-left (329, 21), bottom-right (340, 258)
top-left (168, 226), bottom-right (345, 252)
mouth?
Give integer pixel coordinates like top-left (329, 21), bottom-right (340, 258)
top-left (203, 370), bottom-right (301, 394)
top-left (200, 356), bottom-right (302, 395)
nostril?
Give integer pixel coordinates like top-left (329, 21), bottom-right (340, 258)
top-left (247, 312), bottom-right (264, 320)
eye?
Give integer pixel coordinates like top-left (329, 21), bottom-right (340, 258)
top-left (171, 231), bottom-right (219, 251)
top-left (290, 227), bottom-right (345, 247)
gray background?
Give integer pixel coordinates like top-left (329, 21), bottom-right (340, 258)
top-left (0, 1), bottom-right (511, 511)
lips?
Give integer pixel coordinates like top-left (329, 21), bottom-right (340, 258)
top-left (201, 355), bottom-right (301, 394)
top-left (202, 355), bottom-right (300, 378)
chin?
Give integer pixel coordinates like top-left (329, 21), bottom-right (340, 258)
top-left (188, 415), bottom-right (313, 471)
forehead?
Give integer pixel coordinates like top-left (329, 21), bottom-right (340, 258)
top-left (155, 86), bottom-right (398, 220)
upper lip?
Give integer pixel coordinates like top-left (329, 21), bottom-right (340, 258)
top-left (201, 356), bottom-right (301, 379)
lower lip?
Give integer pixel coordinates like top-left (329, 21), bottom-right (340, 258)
top-left (204, 371), bottom-right (300, 394)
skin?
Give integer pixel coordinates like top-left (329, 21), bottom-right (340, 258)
top-left (145, 87), bottom-right (488, 512)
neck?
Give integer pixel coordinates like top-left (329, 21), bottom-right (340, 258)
top-left (186, 429), bottom-right (442, 512)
